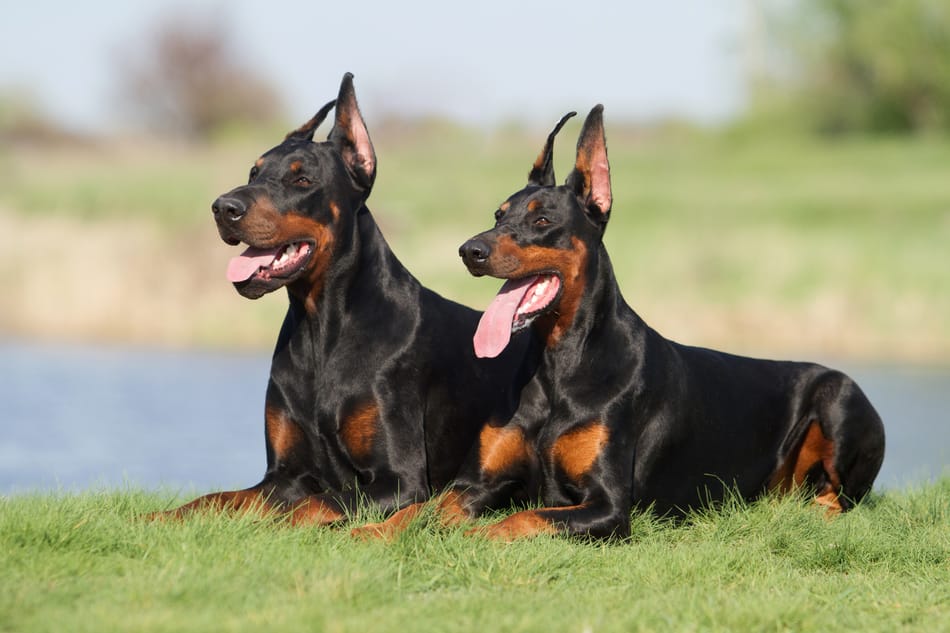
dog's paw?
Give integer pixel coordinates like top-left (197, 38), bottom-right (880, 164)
top-left (350, 522), bottom-right (395, 541)
top-left (464, 511), bottom-right (557, 541)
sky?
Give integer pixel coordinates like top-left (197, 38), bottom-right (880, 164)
top-left (0, 0), bottom-right (748, 133)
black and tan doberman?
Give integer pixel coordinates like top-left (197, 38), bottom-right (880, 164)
top-left (354, 106), bottom-right (885, 540)
top-left (150, 73), bottom-right (533, 525)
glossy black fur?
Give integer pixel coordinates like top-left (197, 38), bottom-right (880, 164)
top-left (452, 106), bottom-right (886, 539)
top-left (158, 74), bottom-right (533, 523)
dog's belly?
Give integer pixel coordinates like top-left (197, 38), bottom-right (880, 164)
top-left (630, 406), bottom-right (791, 515)
top-left (629, 347), bottom-right (835, 513)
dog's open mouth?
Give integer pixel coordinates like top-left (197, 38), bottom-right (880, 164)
top-left (473, 273), bottom-right (561, 358)
top-left (226, 241), bottom-right (314, 284)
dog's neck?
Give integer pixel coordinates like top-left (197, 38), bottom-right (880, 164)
top-left (534, 243), bottom-right (648, 374)
top-left (284, 204), bottom-right (419, 342)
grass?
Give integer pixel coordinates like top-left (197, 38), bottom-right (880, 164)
top-left (1, 127), bottom-right (948, 361)
top-left (1, 480), bottom-right (948, 632)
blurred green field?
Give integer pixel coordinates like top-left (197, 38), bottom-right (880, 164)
top-left (1, 123), bottom-right (948, 362)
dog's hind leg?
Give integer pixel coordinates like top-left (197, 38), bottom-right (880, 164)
top-left (770, 371), bottom-right (885, 512)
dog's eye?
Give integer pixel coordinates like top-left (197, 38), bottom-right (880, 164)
top-left (293, 176), bottom-right (312, 187)
top-left (534, 216), bottom-right (551, 226)
top-left (248, 166), bottom-right (260, 183)
top-left (494, 209), bottom-right (505, 222)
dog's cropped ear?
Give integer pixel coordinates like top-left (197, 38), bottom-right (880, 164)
top-left (329, 72), bottom-right (376, 192)
top-left (527, 111), bottom-right (576, 187)
top-left (285, 99), bottom-right (337, 142)
top-left (565, 105), bottom-right (611, 227)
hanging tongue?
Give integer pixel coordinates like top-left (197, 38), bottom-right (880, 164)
top-left (473, 276), bottom-right (538, 358)
top-left (226, 246), bottom-right (281, 282)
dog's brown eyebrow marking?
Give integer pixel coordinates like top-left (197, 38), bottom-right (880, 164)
top-left (290, 161), bottom-right (303, 173)
top-left (499, 201), bottom-right (511, 212)
top-left (255, 158), bottom-right (265, 168)
top-left (527, 199), bottom-right (541, 212)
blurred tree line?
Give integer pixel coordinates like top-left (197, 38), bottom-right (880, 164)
top-left (748, 0), bottom-right (950, 136)
top-left (5, 3), bottom-right (950, 143)
top-left (1, 12), bottom-right (283, 144)
top-left (102, 0), bottom-right (950, 139)
top-left (115, 13), bottom-right (283, 140)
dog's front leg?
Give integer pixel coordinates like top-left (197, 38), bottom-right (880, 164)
top-left (468, 498), bottom-right (631, 541)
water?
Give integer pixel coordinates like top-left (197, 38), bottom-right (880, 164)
top-left (1, 340), bottom-right (268, 494)
top-left (0, 340), bottom-right (947, 494)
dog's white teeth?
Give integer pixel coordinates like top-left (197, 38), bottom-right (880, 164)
top-left (515, 278), bottom-right (556, 319)
top-left (274, 243), bottom-right (297, 267)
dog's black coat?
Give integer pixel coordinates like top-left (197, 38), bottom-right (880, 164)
top-left (156, 74), bottom-right (532, 524)
top-left (441, 106), bottom-right (886, 539)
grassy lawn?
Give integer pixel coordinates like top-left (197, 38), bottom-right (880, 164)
top-left (1, 127), bottom-right (948, 361)
top-left (1, 480), bottom-right (948, 632)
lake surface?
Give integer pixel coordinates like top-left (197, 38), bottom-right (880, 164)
top-left (1, 339), bottom-right (947, 495)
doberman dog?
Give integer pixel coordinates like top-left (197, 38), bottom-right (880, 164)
top-left (353, 105), bottom-right (885, 541)
top-left (151, 73), bottom-right (532, 525)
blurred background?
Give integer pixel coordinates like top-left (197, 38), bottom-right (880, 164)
top-left (1, 0), bottom-right (947, 494)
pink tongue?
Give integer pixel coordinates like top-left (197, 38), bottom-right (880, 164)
top-left (226, 246), bottom-right (281, 282)
top-left (473, 276), bottom-right (538, 358)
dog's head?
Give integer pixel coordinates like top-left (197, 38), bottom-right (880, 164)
top-left (459, 105), bottom-right (612, 358)
top-left (211, 72), bottom-right (376, 304)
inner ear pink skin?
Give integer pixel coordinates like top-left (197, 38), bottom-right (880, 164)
top-left (351, 122), bottom-right (375, 175)
top-left (589, 157), bottom-right (611, 214)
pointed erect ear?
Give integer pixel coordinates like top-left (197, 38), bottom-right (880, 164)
top-left (565, 105), bottom-right (611, 226)
top-left (328, 72), bottom-right (376, 191)
top-left (527, 111), bottom-right (577, 187)
top-left (285, 99), bottom-right (337, 142)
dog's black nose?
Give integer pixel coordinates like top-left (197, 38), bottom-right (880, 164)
top-left (459, 238), bottom-right (491, 265)
top-left (212, 196), bottom-right (247, 222)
